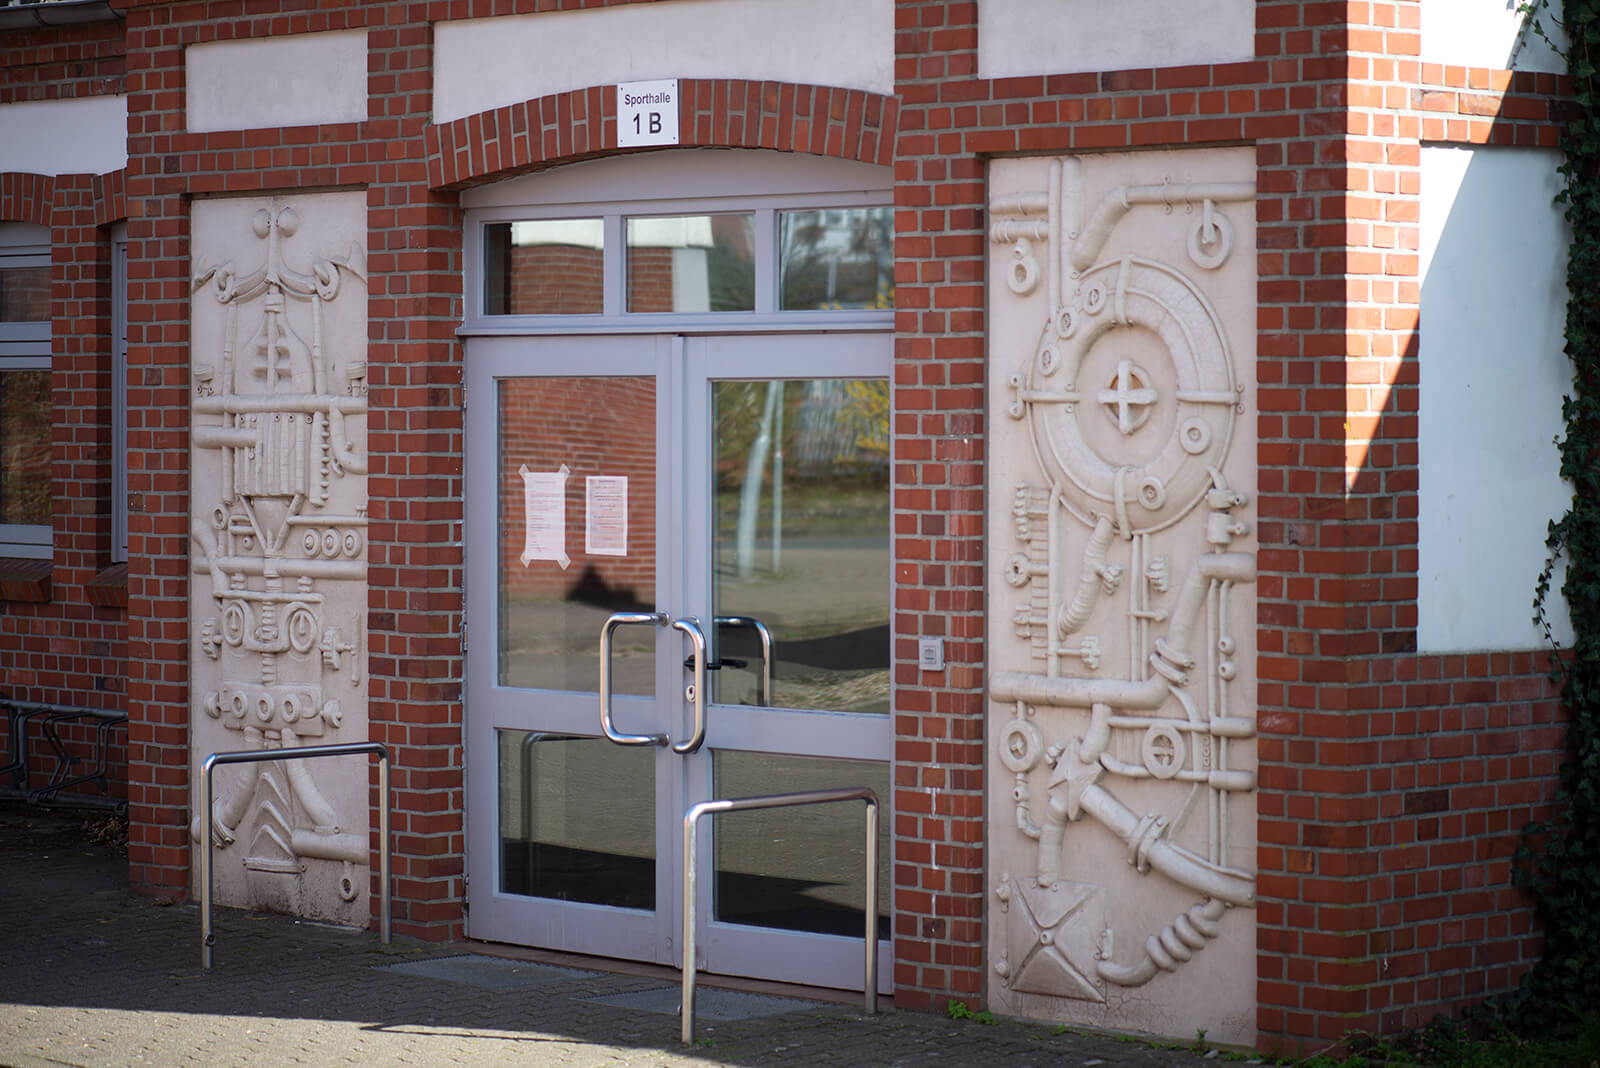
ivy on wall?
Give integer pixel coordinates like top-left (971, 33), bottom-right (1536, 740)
top-left (1520, 0), bottom-right (1600, 1031)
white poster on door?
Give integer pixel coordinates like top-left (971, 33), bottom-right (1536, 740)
top-left (585, 475), bottom-right (628, 556)
top-left (519, 463), bottom-right (571, 568)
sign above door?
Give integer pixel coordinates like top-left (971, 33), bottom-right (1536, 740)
top-left (617, 79), bottom-right (680, 147)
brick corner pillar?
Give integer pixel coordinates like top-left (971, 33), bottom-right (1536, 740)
top-left (364, 16), bottom-right (468, 942)
top-left (891, 0), bottom-right (990, 1012)
top-left (123, 4), bottom-right (194, 903)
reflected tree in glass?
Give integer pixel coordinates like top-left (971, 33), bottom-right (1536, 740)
top-left (712, 378), bottom-right (890, 714)
top-left (779, 208), bottom-right (893, 311)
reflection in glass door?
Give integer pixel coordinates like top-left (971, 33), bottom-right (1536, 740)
top-left (685, 337), bottom-right (893, 989)
top-left (495, 375), bottom-right (662, 911)
top-left (705, 379), bottom-right (891, 944)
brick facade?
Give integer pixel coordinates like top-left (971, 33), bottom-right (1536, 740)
top-left (0, 0), bottom-right (1572, 1050)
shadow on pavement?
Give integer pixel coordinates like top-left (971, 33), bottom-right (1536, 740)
top-left (0, 805), bottom-right (1238, 1067)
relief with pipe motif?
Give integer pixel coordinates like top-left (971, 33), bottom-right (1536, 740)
top-left (186, 192), bottom-right (372, 925)
top-left (985, 150), bottom-right (1257, 1044)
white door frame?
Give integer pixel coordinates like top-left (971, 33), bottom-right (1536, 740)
top-left (464, 331), bottom-right (892, 990)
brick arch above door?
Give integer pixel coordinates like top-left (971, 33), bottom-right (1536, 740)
top-left (425, 80), bottom-right (898, 190)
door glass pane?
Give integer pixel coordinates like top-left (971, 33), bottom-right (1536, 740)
top-left (483, 219), bottom-right (605, 315)
top-left (498, 377), bottom-right (657, 692)
top-left (627, 214), bottom-right (755, 312)
top-left (712, 379), bottom-right (890, 714)
top-left (499, 730), bottom-right (655, 908)
top-left (712, 751), bottom-right (889, 938)
top-left (778, 208), bottom-right (893, 310)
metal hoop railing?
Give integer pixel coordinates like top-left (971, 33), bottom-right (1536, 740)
top-left (199, 741), bottom-right (391, 969)
top-left (681, 786), bottom-right (879, 1044)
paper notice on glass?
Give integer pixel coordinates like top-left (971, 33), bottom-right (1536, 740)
top-left (519, 463), bottom-right (570, 569)
top-left (585, 476), bottom-right (628, 557)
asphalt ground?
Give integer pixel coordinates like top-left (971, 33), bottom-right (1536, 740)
top-left (0, 806), bottom-right (1249, 1067)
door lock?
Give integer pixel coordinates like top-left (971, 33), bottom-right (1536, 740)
top-left (684, 656), bottom-right (748, 671)
top-left (670, 617), bottom-right (708, 754)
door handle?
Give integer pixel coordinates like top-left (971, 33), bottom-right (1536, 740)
top-left (671, 617), bottom-right (708, 755)
top-left (599, 611), bottom-right (669, 747)
top-left (714, 616), bottom-right (775, 706)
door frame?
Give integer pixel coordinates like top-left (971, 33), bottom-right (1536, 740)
top-left (464, 331), bottom-right (893, 991)
top-left (464, 333), bottom-right (683, 964)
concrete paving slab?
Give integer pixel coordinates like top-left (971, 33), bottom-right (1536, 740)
top-left (380, 955), bottom-right (602, 989)
top-left (583, 984), bottom-right (822, 1020)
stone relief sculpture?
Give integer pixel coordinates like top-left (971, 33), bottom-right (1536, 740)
top-left (986, 151), bottom-right (1257, 1043)
top-left (187, 193), bottom-right (371, 924)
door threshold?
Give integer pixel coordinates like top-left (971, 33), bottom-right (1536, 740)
top-left (459, 938), bottom-right (891, 1009)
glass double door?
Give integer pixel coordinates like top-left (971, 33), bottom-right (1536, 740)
top-left (465, 333), bottom-right (890, 991)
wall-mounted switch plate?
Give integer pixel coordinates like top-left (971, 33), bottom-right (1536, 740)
top-left (918, 637), bottom-right (945, 672)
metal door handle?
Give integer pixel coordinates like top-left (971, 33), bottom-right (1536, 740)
top-left (671, 617), bottom-right (708, 755)
top-left (599, 611), bottom-right (669, 747)
top-left (714, 616), bottom-right (775, 706)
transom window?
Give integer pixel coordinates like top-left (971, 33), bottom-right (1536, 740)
top-left (461, 149), bottom-right (893, 334)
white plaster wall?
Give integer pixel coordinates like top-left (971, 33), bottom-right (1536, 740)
top-left (0, 96), bottom-right (126, 175)
top-left (1419, 146), bottom-right (1573, 653)
top-left (432, 0), bottom-right (893, 125)
top-left (186, 30), bottom-right (367, 133)
top-left (1421, 0), bottom-right (1565, 72)
top-left (978, 0), bottom-right (1253, 80)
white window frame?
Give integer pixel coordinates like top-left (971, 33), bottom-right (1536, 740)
top-left (0, 222), bottom-right (53, 560)
top-left (111, 223), bottom-right (127, 563)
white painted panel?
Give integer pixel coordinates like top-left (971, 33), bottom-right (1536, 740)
top-left (0, 96), bottom-right (126, 175)
top-left (978, 0), bottom-right (1253, 80)
top-left (433, 0), bottom-right (893, 125)
top-left (1419, 146), bottom-right (1572, 652)
top-left (1421, 0), bottom-right (1564, 73)
top-left (186, 30), bottom-right (367, 133)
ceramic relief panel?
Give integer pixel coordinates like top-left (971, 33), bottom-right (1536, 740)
top-left (985, 149), bottom-right (1257, 1044)
top-left (188, 192), bottom-right (372, 925)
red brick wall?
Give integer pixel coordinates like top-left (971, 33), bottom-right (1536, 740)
top-left (886, 0), bottom-right (1569, 1045)
top-left (1266, 10), bottom-right (1565, 1040)
top-left (114, 1), bottom-right (472, 929)
top-left (1, 0), bottom-right (1580, 1049)
top-left (0, 143), bottom-right (130, 799)
top-left (0, 17), bottom-right (124, 105)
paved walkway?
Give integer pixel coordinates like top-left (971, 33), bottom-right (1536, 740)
top-left (0, 807), bottom-right (1247, 1067)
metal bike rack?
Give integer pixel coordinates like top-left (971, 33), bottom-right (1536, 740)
top-left (1, 699), bottom-right (128, 811)
top-left (199, 741), bottom-right (391, 969)
top-left (680, 786), bottom-right (879, 1044)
